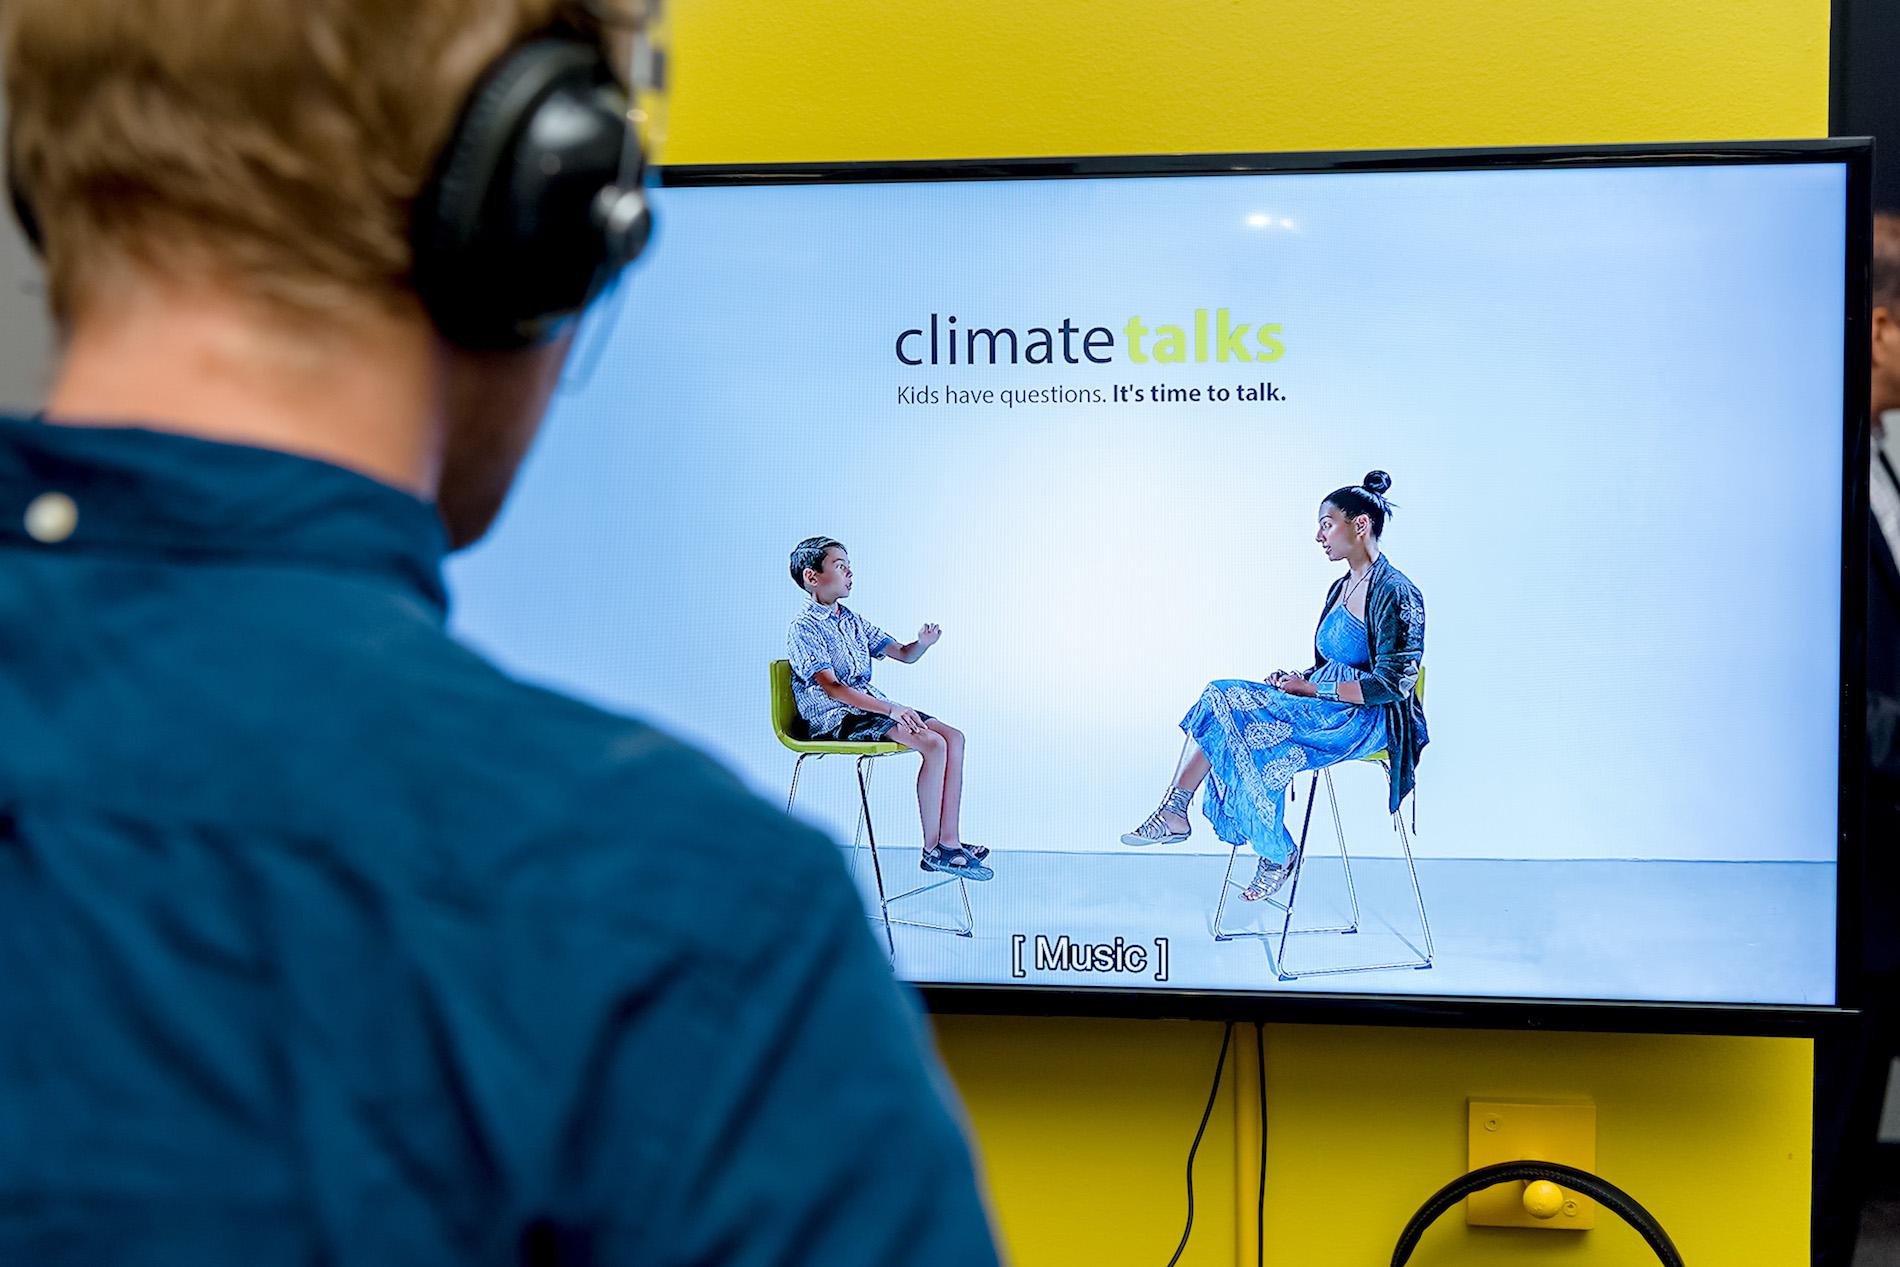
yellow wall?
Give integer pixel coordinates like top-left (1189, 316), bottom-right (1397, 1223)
top-left (668, 3), bottom-right (1830, 1263)
top-left (665, 2), bottom-right (1825, 164)
top-left (935, 1019), bottom-right (1810, 1264)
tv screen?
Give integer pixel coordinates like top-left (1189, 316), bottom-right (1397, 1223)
top-left (447, 142), bottom-right (1869, 1032)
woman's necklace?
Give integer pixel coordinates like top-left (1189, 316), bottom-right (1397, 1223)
top-left (1341, 563), bottom-right (1372, 606)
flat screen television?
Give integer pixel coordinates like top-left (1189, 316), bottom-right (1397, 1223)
top-left (447, 140), bottom-right (1871, 1034)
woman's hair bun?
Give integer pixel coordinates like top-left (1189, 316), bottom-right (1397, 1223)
top-left (1362, 470), bottom-right (1393, 496)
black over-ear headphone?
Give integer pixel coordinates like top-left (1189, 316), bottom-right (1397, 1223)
top-left (5, 169), bottom-right (37, 263)
top-left (1390, 1161), bottom-right (1684, 1266)
top-left (412, 32), bottom-right (652, 349)
top-left (7, 27), bottom-right (652, 351)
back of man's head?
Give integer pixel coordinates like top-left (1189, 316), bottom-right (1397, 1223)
top-left (3, 0), bottom-right (574, 332)
top-left (3, 0), bottom-right (647, 545)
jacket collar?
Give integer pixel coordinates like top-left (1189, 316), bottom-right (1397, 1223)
top-left (0, 415), bottom-right (450, 612)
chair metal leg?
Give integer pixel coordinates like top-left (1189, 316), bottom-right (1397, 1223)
top-left (785, 752), bottom-right (811, 813)
top-left (882, 874), bottom-right (975, 934)
top-left (790, 751), bottom-right (868, 892)
top-left (1394, 806), bottom-right (1436, 965)
top-left (1269, 776), bottom-right (1321, 969)
top-left (1273, 771), bottom-right (1364, 938)
top-left (1213, 771), bottom-right (1325, 941)
top-left (1211, 841), bottom-right (1244, 940)
top-left (845, 758), bottom-right (870, 891)
top-left (1271, 770), bottom-right (1360, 977)
top-left (850, 756), bottom-right (973, 959)
top-left (862, 758), bottom-right (973, 938)
top-left (1211, 765), bottom-right (1433, 979)
top-left (855, 756), bottom-right (897, 960)
top-left (1323, 769), bottom-right (1364, 933)
top-left (1275, 765), bottom-right (1433, 980)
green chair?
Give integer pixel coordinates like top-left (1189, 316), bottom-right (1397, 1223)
top-left (1212, 666), bottom-right (1434, 981)
top-left (771, 659), bottom-right (973, 958)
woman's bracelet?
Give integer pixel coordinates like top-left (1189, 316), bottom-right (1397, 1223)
top-left (1316, 680), bottom-right (1340, 702)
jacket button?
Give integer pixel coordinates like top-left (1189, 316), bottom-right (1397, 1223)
top-left (24, 492), bottom-right (77, 544)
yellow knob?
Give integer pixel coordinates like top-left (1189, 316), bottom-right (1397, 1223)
top-left (1522, 1180), bottom-right (1565, 1220)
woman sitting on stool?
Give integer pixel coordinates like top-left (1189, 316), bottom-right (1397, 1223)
top-left (1120, 470), bottom-right (1429, 901)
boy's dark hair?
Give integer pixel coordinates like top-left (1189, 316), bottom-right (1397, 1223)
top-left (1323, 469), bottom-right (1398, 538)
top-left (789, 536), bottom-right (845, 593)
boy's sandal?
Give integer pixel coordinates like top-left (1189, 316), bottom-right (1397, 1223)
top-left (921, 845), bottom-right (994, 882)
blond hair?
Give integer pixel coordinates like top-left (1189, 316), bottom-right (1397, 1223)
top-left (3, 0), bottom-right (591, 328)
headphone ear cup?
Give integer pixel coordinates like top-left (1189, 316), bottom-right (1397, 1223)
top-left (8, 174), bottom-right (42, 255)
top-left (8, 124), bottom-right (44, 254)
top-left (414, 37), bottom-right (647, 349)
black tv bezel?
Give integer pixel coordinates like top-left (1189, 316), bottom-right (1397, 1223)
top-left (656, 139), bottom-right (1873, 1038)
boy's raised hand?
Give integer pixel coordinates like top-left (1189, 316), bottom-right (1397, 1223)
top-left (916, 623), bottom-right (942, 649)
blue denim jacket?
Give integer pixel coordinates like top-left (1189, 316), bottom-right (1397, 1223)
top-left (0, 416), bottom-right (997, 1267)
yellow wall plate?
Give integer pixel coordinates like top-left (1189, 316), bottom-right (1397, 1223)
top-left (1467, 1100), bottom-right (1598, 1230)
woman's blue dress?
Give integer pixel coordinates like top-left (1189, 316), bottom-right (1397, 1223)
top-left (1181, 603), bottom-right (1389, 863)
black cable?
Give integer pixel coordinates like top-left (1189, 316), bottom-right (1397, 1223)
top-left (1164, 1021), bottom-right (1234, 1267)
top-left (1390, 1159), bottom-right (1683, 1267)
top-left (1253, 1021), bottom-right (1267, 1267)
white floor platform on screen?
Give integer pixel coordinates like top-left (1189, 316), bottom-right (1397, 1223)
top-left (839, 850), bottom-right (1834, 1005)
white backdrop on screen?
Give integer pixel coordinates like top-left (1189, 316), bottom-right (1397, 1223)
top-left (449, 162), bottom-right (1845, 868)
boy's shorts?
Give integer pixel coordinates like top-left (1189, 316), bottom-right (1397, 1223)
top-left (813, 709), bottom-right (935, 744)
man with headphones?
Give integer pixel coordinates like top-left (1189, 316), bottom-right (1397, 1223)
top-left (0, 2), bottom-right (999, 1263)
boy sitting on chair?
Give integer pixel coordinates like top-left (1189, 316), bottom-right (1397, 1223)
top-left (786, 536), bottom-right (994, 881)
